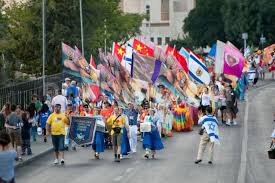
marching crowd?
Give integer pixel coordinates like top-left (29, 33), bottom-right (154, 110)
top-left (0, 67), bottom-right (274, 183)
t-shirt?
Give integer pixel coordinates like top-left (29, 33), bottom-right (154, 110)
top-left (6, 113), bottom-right (22, 129)
top-left (101, 108), bottom-right (114, 121)
top-left (51, 95), bottom-right (68, 113)
top-left (0, 150), bottom-right (16, 182)
top-left (47, 112), bottom-right (68, 135)
top-left (107, 115), bottom-right (126, 135)
top-left (39, 111), bottom-right (51, 128)
top-left (125, 109), bottom-right (138, 125)
top-left (201, 93), bottom-right (211, 106)
top-left (66, 86), bottom-right (79, 98)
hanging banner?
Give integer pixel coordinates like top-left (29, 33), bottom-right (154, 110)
top-left (69, 116), bottom-right (97, 145)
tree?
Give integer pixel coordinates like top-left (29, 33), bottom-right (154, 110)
top-left (183, 0), bottom-right (225, 47)
top-left (1, 0), bottom-right (143, 78)
top-left (169, 36), bottom-right (196, 50)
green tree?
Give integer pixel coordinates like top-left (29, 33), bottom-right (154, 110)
top-left (183, 0), bottom-right (225, 47)
top-left (2, 0), bottom-right (143, 77)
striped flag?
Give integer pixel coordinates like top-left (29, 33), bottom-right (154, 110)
top-left (188, 52), bottom-right (210, 85)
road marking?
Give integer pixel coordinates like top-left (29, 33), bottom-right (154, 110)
top-left (237, 92), bottom-right (249, 183)
top-left (113, 175), bottom-right (123, 182)
top-left (237, 82), bottom-right (274, 183)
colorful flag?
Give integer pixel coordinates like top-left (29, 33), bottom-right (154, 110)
top-left (223, 44), bottom-right (245, 78)
top-left (188, 52), bottom-right (210, 85)
top-left (112, 42), bottom-right (125, 62)
top-left (132, 39), bottom-right (154, 57)
top-left (263, 44), bottom-right (275, 64)
top-left (215, 40), bottom-right (226, 74)
top-left (165, 45), bottom-right (188, 73)
top-left (132, 52), bottom-right (165, 83)
top-left (121, 43), bottom-right (134, 76)
top-left (90, 54), bottom-right (96, 68)
top-left (208, 44), bottom-right (217, 59)
top-left (179, 47), bottom-right (190, 62)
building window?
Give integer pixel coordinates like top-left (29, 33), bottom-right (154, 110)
top-left (151, 37), bottom-right (154, 43)
top-left (161, 0), bottom-right (169, 21)
top-left (157, 37), bottom-right (162, 45)
top-left (145, 5), bottom-right (150, 21)
top-left (165, 37), bottom-right (170, 44)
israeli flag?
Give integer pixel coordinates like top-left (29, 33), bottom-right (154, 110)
top-left (199, 115), bottom-right (220, 145)
top-left (188, 52), bottom-right (210, 85)
top-left (121, 44), bottom-right (134, 74)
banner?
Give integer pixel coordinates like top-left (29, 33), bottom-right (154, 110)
top-left (223, 44), bottom-right (245, 78)
top-left (69, 116), bottom-right (97, 145)
top-left (263, 44), bottom-right (275, 64)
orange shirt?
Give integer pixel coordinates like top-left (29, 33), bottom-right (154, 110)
top-left (139, 110), bottom-right (149, 123)
top-left (101, 108), bottom-right (114, 121)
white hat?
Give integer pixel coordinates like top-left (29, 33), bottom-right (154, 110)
top-left (65, 77), bottom-right (71, 81)
top-left (71, 80), bottom-right (76, 85)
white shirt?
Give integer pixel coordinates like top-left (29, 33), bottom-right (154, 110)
top-left (201, 93), bottom-right (211, 106)
top-left (51, 95), bottom-right (68, 112)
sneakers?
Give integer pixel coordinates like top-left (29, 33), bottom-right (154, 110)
top-left (208, 161), bottom-right (213, 164)
top-left (232, 121), bottom-right (238, 126)
top-left (60, 159), bottom-right (65, 165)
top-left (54, 159), bottom-right (59, 165)
top-left (226, 121), bottom-right (231, 126)
top-left (194, 159), bottom-right (202, 164)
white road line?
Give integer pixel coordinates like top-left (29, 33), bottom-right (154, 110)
top-left (237, 82), bottom-right (274, 183)
top-left (237, 92), bottom-right (249, 183)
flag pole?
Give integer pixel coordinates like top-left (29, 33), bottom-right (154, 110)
top-left (80, 0), bottom-right (84, 56)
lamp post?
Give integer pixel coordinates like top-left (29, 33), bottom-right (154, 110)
top-left (42, 0), bottom-right (46, 96)
top-left (260, 33), bottom-right (266, 50)
top-left (242, 33), bottom-right (248, 56)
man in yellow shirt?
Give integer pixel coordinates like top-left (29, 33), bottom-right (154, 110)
top-left (46, 104), bottom-right (69, 165)
top-left (107, 107), bottom-right (127, 162)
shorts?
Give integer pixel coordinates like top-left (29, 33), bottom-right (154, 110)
top-left (226, 102), bottom-right (234, 114)
top-left (220, 106), bottom-right (226, 111)
top-left (7, 128), bottom-right (22, 147)
top-left (112, 133), bottom-right (122, 146)
top-left (51, 135), bottom-right (65, 152)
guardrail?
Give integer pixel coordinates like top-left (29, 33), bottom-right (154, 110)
top-left (0, 73), bottom-right (79, 109)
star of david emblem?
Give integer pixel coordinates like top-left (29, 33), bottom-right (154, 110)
top-left (208, 123), bottom-right (215, 131)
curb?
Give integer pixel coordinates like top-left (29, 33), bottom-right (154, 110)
top-left (15, 147), bottom-right (53, 169)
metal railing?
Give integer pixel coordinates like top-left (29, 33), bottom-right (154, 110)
top-left (0, 73), bottom-right (79, 110)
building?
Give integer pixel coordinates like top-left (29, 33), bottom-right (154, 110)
top-left (120, 0), bottom-right (196, 46)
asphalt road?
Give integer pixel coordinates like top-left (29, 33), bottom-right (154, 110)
top-left (15, 81), bottom-right (275, 183)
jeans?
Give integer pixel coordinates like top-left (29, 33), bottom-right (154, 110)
top-left (22, 139), bottom-right (32, 154)
top-left (31, 126), bottom-right (37, 141)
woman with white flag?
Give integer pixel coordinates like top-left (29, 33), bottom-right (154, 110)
top-left (195, 106), bottom-right (220, 165)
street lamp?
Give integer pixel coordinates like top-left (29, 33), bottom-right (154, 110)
top-left (42, 0), bottom-right (46, 96)
top-left (260, 33), bottom-right (266, 50)
top-left (242, 33), bottom-right (248, 56)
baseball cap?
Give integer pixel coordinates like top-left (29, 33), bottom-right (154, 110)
top-left (65, 78), bottom-right (71, 81)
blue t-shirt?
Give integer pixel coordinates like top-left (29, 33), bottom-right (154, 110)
top-left (0, 150), bottom-right (16, 181)
top-left (39, 111), bottom-right (51, 128)
top-left (125, 109), bottom-right (138, 125)
top-left (66, 86), bottom-right (79, 98)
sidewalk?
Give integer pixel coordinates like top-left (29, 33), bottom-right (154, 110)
top-left (15, 136), bottom-right (52, 168)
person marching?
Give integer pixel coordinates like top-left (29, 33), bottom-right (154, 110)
top-left (142, 109), bottom-right (164, 159)
top-left (65, 103), bottom-right (76, 151)
top-left (107, 108), bottom-right (128, 162)
top-left (46, 104), bottom-right (69, 165)
top-left (119, 107), bottom-right (131, 157)
top-left (195, 106), bottom-right (220, 165)
top-left (125, 102), bottom-right (139, 153)
top-left (92, 107), bottom-right (105, 159)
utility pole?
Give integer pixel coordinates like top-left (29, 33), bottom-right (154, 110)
top-left (242, 33), bottom-right (248, 57)
top-left (104, 19), bottom-right (107, 55)
top-left (80, 0), bottom-right (84, 56)
top-left (42, 0), bottom-right (46, 96)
